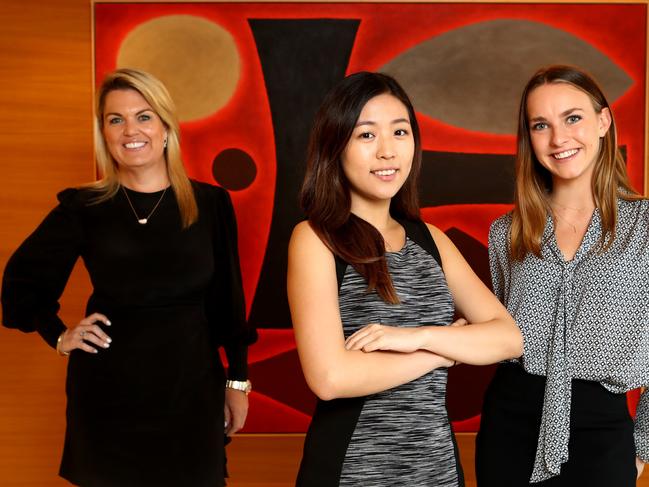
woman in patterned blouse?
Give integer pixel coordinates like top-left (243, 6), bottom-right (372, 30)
top-left (475, 65), bottom-right (648, 486)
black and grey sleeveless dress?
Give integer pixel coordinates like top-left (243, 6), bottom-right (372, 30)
top-left (296, 219), bottom-right (463, 487)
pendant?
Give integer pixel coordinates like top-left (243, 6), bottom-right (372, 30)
top-left (138, 218), bottom-right (148, 225)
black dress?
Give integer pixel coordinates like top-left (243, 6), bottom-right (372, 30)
top-left (1, 181), bottom-right (256, 487)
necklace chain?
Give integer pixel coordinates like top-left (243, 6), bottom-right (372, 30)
top-left (122, 186), bottom-right (168, 225)
top-left (551, 201), bottom-right (592, 212)
top-left (552, 211), bottom-right (578, 233)
top-left (551, 208), bottom-right (593, 234)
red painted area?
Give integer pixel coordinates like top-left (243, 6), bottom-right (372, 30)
top-left (95, 3), bottom-right (646, 432)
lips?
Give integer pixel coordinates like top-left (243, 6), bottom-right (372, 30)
top-left (123, 141), bottom-right (146, 149)
top-left (552, 148), bottom-right (579, 160)
top-left (371, 168), bottom-right (397, 176)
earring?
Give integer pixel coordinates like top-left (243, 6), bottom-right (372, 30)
top-left (163, 138), bottom-right (168, 148)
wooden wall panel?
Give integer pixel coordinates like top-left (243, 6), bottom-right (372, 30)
top-left (0, 1), bottom-right (648, 486)
top-left (0, 1), bottom-right (94, 485)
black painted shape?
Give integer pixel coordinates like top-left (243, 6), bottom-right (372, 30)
top-left (212, 148), bottom-right (257, 191)
top-left (448, 363), bottom-right (497, 421)
top-left (420, 150), bottom-right (515, 206)
top-left (248, 19), bottom-right (360, 328)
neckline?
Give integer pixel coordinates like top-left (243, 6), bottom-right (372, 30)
top-left (121, 185), bottom-right (169, 196)
top-left (386, 236), bottom-right (410, 256)
top-left (544, 208), bottom-right (601, 264)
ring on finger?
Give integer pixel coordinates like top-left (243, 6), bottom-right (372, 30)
top-left (80, 331), bottom-right (86, 338)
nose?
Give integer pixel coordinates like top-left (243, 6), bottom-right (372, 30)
top-left (377, 135), bottom-right (396, 160)
top-left (123, 118), bottom-right (139, 136)
top-left (550, 125), bottom-right (568, 147)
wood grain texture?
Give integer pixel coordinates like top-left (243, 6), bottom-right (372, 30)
top-left (0, 1), bottom-right (94, 485)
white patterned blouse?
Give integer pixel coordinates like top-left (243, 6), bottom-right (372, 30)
top-left (488, 198), bottom-right (649, 483)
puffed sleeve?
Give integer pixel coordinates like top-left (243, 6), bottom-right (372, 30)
top-left (1, 188), bottom-right (84, 348)
top-left (487, 216), bottom-right (511, 302)
top-left (636, 387), bottom-right (649, 462)
top-left (206, 186), bottom-right (257, 380)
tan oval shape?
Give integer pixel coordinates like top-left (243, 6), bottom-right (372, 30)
top-left (382, 19), bottom-right (632, 135)
top-left (117, 15), bottom-right (239, 122)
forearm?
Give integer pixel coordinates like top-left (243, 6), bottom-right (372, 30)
top-left (303, 348), bottom-right (450, 400)
top-left (224, 343), bottom-right (249, 380)
top-left (417, 319), bottom-right (523, 365)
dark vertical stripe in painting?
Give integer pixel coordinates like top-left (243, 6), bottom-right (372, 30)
top-left (247, 19), bottom-right (360, 328)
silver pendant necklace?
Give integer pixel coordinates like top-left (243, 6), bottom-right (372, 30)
top-left (122, 186), bottom-right (168, 225)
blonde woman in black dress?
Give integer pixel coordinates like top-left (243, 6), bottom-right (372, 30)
top-left (2, 68), bottom-right (256, 486)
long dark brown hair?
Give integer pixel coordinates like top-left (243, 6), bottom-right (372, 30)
top-left (300, 72), bottom-right (422, 303)
top-left (511, 65), bottom-right (641, 260)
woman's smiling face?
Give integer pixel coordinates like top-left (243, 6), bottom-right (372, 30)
top-left (102, 88), bottom-right (168, 173)
top-left (526, 82), bottom-right (611, 186)
top-left (341, 93), bottom-right (414, 208)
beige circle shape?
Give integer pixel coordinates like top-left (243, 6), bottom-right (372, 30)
top-left (117, 15), bottom-right (240, 122)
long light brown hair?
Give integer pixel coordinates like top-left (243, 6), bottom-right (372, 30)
top-left (300, 72), bottom-right (421, 303)
top-left (510, 65), bottom-right (640, 260)
top-left (88, 68), bottom-right (198, 228)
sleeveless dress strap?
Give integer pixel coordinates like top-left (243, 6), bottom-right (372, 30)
top-left (398, 218), bottom-right (443, 270)
top-left (334, 255), bottom-right (349, 290)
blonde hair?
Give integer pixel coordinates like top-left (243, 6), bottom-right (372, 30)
top-left (510, 65), bottom-right (641, 260)
top-left (88, 68), bottom-right (197, 228)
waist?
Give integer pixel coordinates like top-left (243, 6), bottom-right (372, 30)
top-left (87, 295), bottom-right (205, 314)
top-left (487, 363), bottom-right (629, 422)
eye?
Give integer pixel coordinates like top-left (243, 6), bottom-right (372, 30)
top-left (531, 122), bottom-right (547, 131)
top-left (394, 128), bottom-right (409, 136)
top-left (358, 132), bottom-right (375, 140)
top-left (107, 116), bottom-right (122, 125)
top-left (566, 114), bottom-right (582, 124)
top-left (138, 113), bottom-right (152, 122)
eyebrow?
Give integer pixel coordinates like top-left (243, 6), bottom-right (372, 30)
top-left (105, 108), bottom-right (154, 118)
top-left (355, 118), bottom-right (411, 127)
top-left (529, 107), bottom-right (584, 122)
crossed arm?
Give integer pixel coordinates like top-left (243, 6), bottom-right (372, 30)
top-left (345, 224), bottom-right (523, 365)
top-left (287, 221), bottom-right (453, 401)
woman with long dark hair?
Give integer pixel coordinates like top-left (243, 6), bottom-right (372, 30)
top-left (288, 71), bottom-right (523, 486)
top-left (475, 65), bottom-right (649, 486)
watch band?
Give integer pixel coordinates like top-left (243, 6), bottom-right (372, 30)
top-left (225, 379), bottom-right (252, 395)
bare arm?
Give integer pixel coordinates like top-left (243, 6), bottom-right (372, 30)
top-left (346, 224), bottom-right (522, 365)
top-left (288, 222), bottom-right (451, 401)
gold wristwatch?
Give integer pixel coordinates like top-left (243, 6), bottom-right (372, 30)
top-left (225, 379), bottom-right (252, 395)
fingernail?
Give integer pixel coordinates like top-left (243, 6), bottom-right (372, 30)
top-left (106, 337), bottom-right (112, 343)
top-left (93, 349), bottom-right (98, 354)
top-left (105, 319), bottom-right (112, 326)
top-left (103, 343), bottom-right (110, 348)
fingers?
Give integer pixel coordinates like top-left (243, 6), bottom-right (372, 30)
top-left (636, 457), bottom-right (645, 479)
top-left (80, 313), bottom-right (111, 327)
top-left (450, 318), bottom-right (468, 327)
top-left (79, 324), bottom-right (112, 352)
top-left (345, 323), bottom-right (382, 350)
top-left (224, 405), bottom-right (232, 435)
top-left (61, 313), bottom-right (113, 355)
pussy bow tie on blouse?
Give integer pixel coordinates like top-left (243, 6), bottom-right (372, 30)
top-left (530, 213), bottom-right (600, 483)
